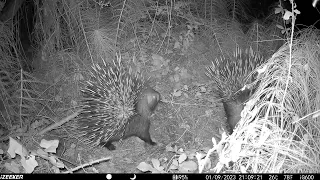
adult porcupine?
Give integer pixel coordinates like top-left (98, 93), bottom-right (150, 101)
top-left (206, 47), bottom-right (264, 133)
top-left (75, 56), bottom-right (160, 150)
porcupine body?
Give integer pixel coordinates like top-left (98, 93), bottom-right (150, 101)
top-left (206, 47), bottom-right (264, 134)
top-left (76, 57), bottom-right (160, 150)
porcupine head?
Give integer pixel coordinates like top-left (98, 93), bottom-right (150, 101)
top-left (78, 58), bottom-right (160, 150)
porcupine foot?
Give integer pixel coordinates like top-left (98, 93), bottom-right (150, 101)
top-left (138, 131), bottom-right (157, 146)
top-left (101, 136), bottom-right (156, 151)
top-left (101, 137), bottom-right (156, 151)
top-left (103, 142), bottom-right (116, 151)
top-left (99, 136), bottom-right (119, 150)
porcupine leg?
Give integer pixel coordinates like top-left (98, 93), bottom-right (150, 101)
top-left (124, 114), bottom-right (157, 146)
top-left (100, 115), bottom-right (156, 150)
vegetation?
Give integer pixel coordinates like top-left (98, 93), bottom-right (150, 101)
top-left (0, 0), bottom-right (319, 173)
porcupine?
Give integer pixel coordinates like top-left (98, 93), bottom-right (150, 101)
top-left (206, 47), bottom-right (264, 134)
top-left (75, 57), bottom-right (160, 150)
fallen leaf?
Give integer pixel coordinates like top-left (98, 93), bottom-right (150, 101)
top-left (179, 160), bottom-right (197, 172)
top-left (178, 153), bottom-right (187, 164)
top-left (151, 158), bottom-right (161, 169)
top-left (40, 139), bottom-right (59, 153)
top-left (22, 155), bottom-right (38, 173)
top-left (137, 162), bottom-right (154, 172)
top-left (7, 137), bottom-right (28, 158)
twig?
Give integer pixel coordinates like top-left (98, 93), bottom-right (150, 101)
top-left (62, 157), bottom-right (112, 173)
top-left (38, 109), bottom-right (82, 135)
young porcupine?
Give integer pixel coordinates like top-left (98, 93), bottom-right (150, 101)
top-left (75, 57), bottom-right (160, 150)
top-left (206, 47), bottom-right (264, 134)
